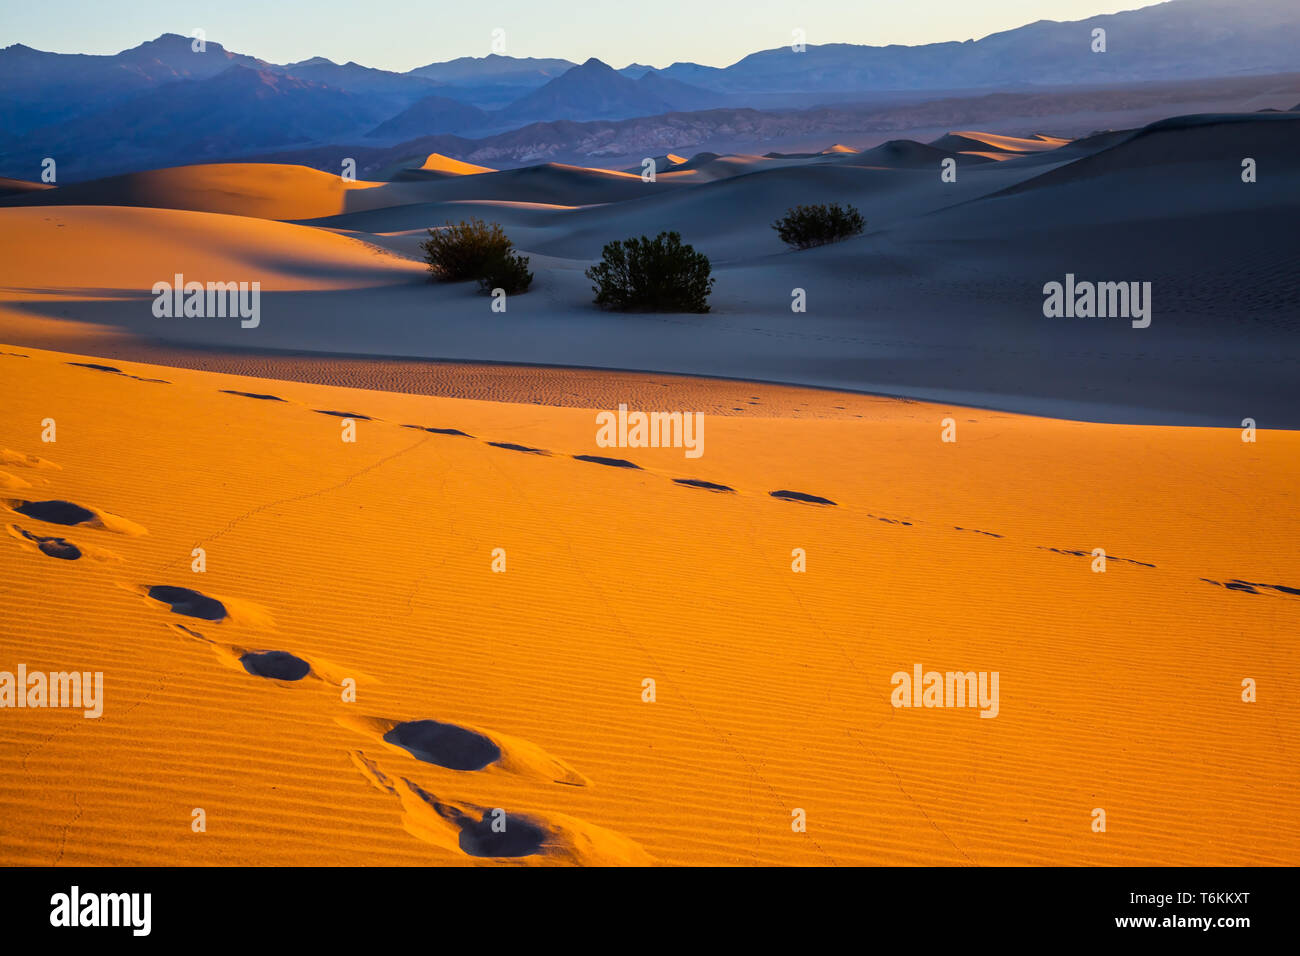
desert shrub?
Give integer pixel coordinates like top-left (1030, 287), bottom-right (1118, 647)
top-left (772, 203), bottom-right (865, 249)
top-left (477, 251), bottom-right (534, 295)
top-left (585, 231), bottom-right (714, 313)
top-left (421, 219), bottom-right (531, 294)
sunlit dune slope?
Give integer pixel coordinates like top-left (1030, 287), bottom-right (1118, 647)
top-left (0, 347), bottom-right (1296, 866)
top-left (0, 163), bottom-right (394, 221)
top-left (418, 153), bottom-right (497, 176)
top-left (0, 205), bottom-right (422, 296)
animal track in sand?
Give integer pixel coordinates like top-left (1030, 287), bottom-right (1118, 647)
top-left (3, 498), bottom-right (147, 535)
top-left (573, 454), bottom-right (640, 470)
top-left (338, 715), bottom-right (587, 785)
top-left (769, 489), bottom-right (837, 506)
top-left (955, 526), bottom-right (1003, 538)
top-left (350, 752), bottom-right (650, 864)
top-left (6, 524), bottom-right (119, 562)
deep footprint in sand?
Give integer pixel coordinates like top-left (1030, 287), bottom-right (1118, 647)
top-left (573, 455), bottom-right (640, 470)
top-left (9, 526), bottom-right (79, 559)
top-left (6, 524), bottom-right (119, 562)
top-left (240, 650), bottom-right (312, 681)
top-left (383, 719), bottom-right (502, 771)
top-left (166, 624), bottom-right (347, 684)
top-left (339, 715), bottom-right (587, 785)
top-left (769, 489), bottom-right (837, 506)
top-left (129, 584), bottom-right (273, 627)
top-left (315, 409), bottom-right (373, 420)
top-left (67, 362), bottom-right (169, 384)
top-left (146, 585), bottom-right (228, 621)
top-left (221, 389), bottom-right (286, 402)
top-left (488, 442), bottom-right (550, 455)
top-left (673, 478), bottom-right (735, 493)
top-left (350, 753), bottom-right (650, 864)
top-left (3, 498), bottom-right (147, 535)
top-left (402, 425), bottom-right (473, 438)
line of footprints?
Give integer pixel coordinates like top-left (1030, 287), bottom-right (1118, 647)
top-left (3, 358), bottom-right (1299, 862)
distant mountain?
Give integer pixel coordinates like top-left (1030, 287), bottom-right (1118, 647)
top-left (1, 66), bottom-right (389, 180)
top-left (405, 54), bottom-right (576, 107)
top-left (407, 53), bottom-right (576, 84)
top-left (268, 57), bottom-right (439, 98)
top-left (501, 58), bottom-right (720, 122)
top-left (3, 0), bottom-right (1298, 180)
top-left (0, 33), bottom-right (266, 135)
top-left (662, 0), bottom-right (1300, 91)
top-left (366, 94), bottom-right (492, 139)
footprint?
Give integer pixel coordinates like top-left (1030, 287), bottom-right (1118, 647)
top-left (315, 409), bottom-right (373, 420)
top-left (3, 498), bottom-right (147, 535)
top-left (165, 624), bottom-right (354, 686)
top-left (67, 362), bottom-right (169, 384)
top-left (339, 715), bottom-right (587, 786)
top-left (769, 490), bottom-right (836, 506)
top-left (240, 650), bottom-right (312, 681)
top-left (126, 584), bottom-right (273, 627)
top-left (143, 585), bottom-right (227, 620)
top-left (350, 753), bottom-right (650, 865)
top-left (1203, 577), bottom-right (1300, 597)
top-left (673, 478), bottom-right (735, 493)
top-left (6, 524), bottom-right (119, 562)
top-left (221, 390), bottom-right (286, 402)
top-left (402, 425), bottom-right (472, 438)
top-left (573, 455), bottom-right (640, 470)
top-left (955, 526), bottom-right (1003, 538)
top-left (488, 442), bottom-right (549, 456)
top-left (383, 719), bottom-right (502, 771)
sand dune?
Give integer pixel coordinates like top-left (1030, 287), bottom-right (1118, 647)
top-left (0, 205), bottom-right (422, 294)
top-left (994, 112), bottom-right (1300, 194)
top-left (417, 153), bottom-right (497, 176)
top-left (930, 131), bottom-right (1071, 154)
top-left (1, 346), bottom-right (1296, 865)
top-left (0, 163), bottom-right (389, 221)
top-left (0, 114), bottom-right (1294, 430)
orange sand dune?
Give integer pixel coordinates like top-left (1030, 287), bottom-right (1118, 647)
top-left (1, 346), bottom-right (1296, 866)
top-left (418, 154), bottom-right (497, 176)
top-left (0, 205), bottom-right (421, 296)
top-left (931, 131), bottom-right (1071, 154)
top-left (0, 163), bottom-right (389, 221)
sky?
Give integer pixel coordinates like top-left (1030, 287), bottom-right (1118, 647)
top-left (4, 1), bottom-right (1152, 70)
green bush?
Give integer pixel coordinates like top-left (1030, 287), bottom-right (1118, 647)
top-left (421, 218), bottom-right (532, 294)
top-left (478, 251), bottom-right (534, 296)
top-left (772, 203), bottom-right (865, 249)
top-left (585, 231), bottom-right (714, 313)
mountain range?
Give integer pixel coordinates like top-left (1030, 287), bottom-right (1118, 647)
top-left (1, 0), bottom-right (1296, 181)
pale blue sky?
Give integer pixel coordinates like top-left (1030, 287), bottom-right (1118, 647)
top-left (3, 1), bottom-right (1150, 70)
